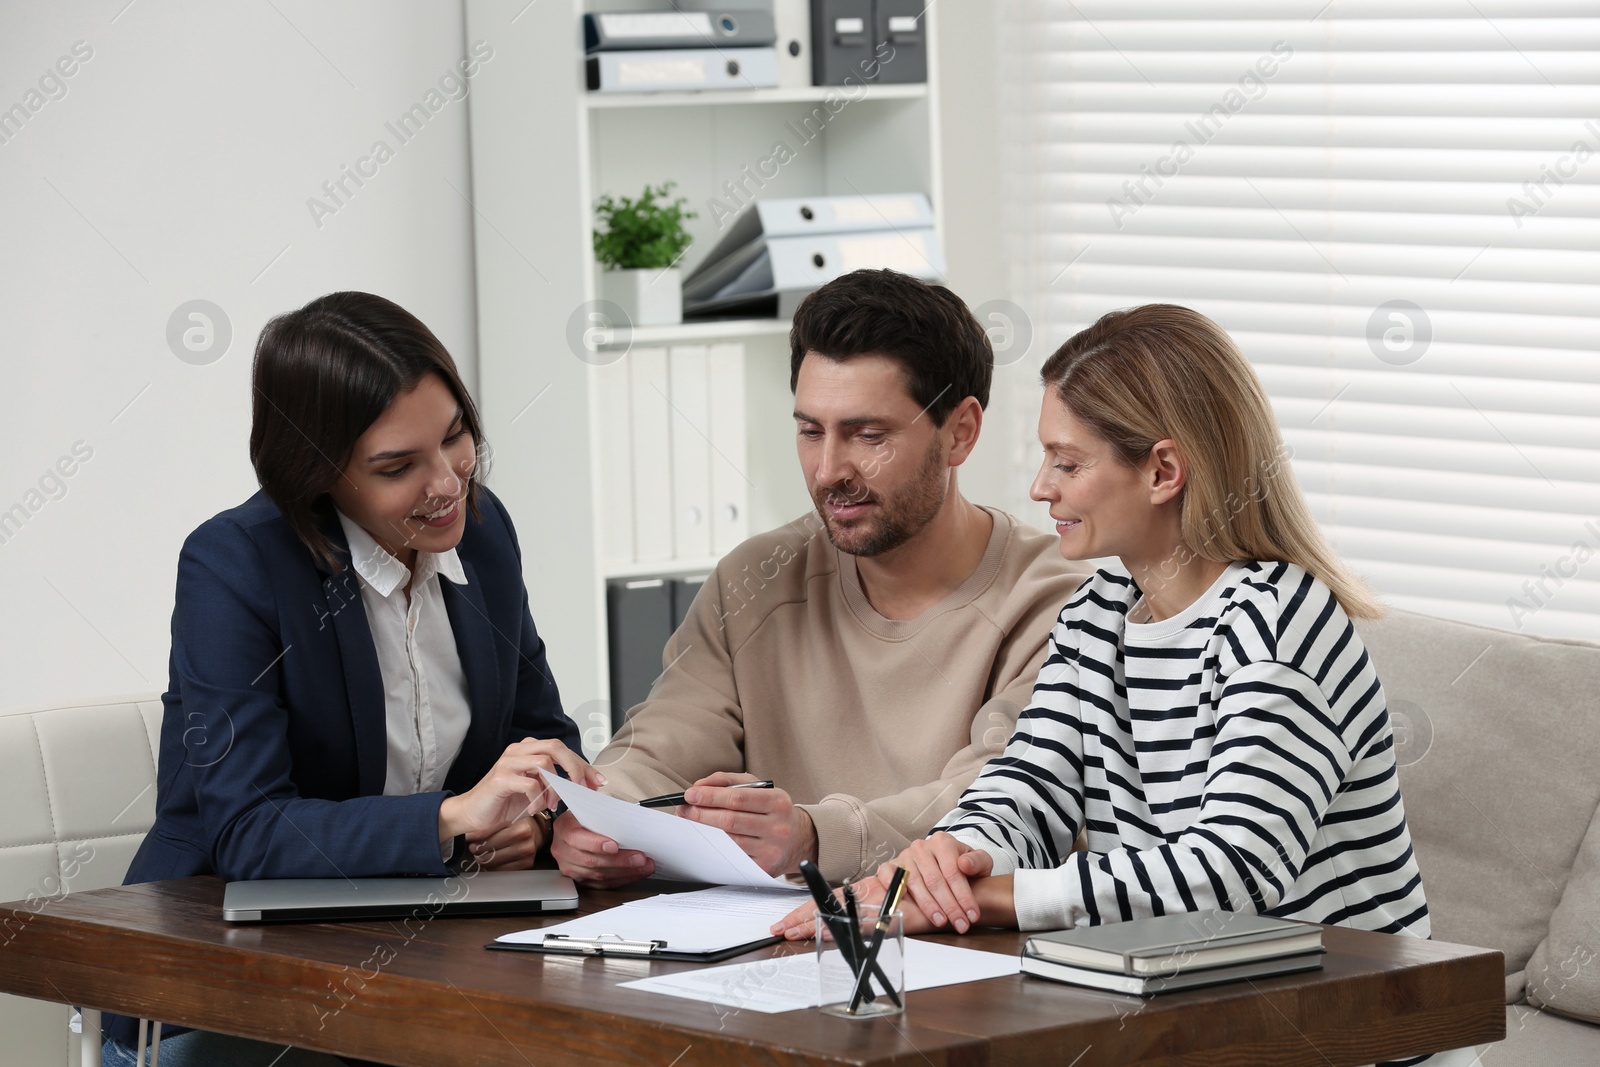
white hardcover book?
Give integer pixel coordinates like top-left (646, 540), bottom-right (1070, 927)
top-left (707, 343), bottom-right (750, 555)
top-left (629, 347), bottom-right (675, 561)
top-left (595, 356), bottom-right (636, 567)
top-left (668, 345), bottom-right (714, 561)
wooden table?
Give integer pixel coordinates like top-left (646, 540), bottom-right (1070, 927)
top-left (0, 878), bottom-right (1504, 1066)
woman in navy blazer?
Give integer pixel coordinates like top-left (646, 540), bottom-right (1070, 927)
top-left (107, 292), bottom-right (593, 1064)
top-left (122, 483), bottom-right (586, 882)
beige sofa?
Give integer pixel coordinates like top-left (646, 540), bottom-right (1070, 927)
top-left (1361, 609), bottom-right (1600, 1064)
top-left (2, 609), bottom-right (1596, 1065)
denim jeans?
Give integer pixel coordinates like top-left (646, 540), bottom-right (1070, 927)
top-left (103, 1030), bottom-right (352, 1067)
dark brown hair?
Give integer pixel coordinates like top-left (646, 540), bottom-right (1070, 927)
top-left (249, 291), bottom-right (486, 572)
top-left (789, 269), bottom-right (992, 426)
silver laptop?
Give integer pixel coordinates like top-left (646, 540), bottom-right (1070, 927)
top-left (222, 869), bottom-right (579, 923)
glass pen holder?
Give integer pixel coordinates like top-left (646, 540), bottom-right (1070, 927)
top-left (816, 905), bottom-right (905, 1019)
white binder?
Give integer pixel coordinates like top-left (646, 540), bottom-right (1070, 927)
top-left (704, 193), bottom-right (936, 246)
top-left (707, 343), bottom-right (749, 555)
top-left (683, 194), bottom-right (943, 317)
top-left (595, 356), bottom-right (636, 567)
top-left (629, 347), bottom-right (675, 561)
top-left (668, 344), bottom-right (714, 560)
top-left (685, 230), bottom-right (945, 318)
top-left (771, 0), bottom-right (813, 89)
top-left (586, 47), bottom-right (780, 92)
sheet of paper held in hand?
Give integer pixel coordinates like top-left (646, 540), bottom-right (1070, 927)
top-left (617, 939), bottom-right (1023, 1013)
top-left (496, 886), bottom-right (802, 954)
top-left (538, 769), bottom-right (805, 890)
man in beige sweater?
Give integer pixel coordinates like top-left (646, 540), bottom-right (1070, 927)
top-left (552, 269), bottom-right (1089, 886)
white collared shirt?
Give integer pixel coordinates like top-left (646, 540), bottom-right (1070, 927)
top-left (335, 510), bottom-right (473, 798)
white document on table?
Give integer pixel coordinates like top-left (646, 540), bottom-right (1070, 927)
top-left (496, 887), bottom-right (802, 954)
top-left (539, 770), bottom-right (803, 890)
top-left (617, 938), bottom-right (1022, 1013)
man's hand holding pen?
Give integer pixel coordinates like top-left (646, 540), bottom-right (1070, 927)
top-left (552, 771), bottom-right (814, 886)
top-left (675, 772), bottom-right (819, 875)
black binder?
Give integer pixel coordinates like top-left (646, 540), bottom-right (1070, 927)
top-left (671, 574), bottom-right (709, 629)
top-left (872, 0), bottom-right (926, 84)
top-left (606, 577), bottom-right (675, 732)
top-left (811, 0), bottom-right (873, 85)
top-left (811, 0), bottom-right (926, 86)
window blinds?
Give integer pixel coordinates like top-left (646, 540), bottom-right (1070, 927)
top-left (996, 0), bottom-right (1600, 639)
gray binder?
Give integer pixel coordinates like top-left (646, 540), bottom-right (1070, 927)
top-left (584, 9), bottom-right (778, 52)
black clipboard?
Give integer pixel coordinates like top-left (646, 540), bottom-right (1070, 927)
top-left (485, 932), bottom-right (782, 963)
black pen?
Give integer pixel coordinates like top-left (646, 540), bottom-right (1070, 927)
top-left (804, 862), bottom-right (896, 1009)
top-left (842, 882), bottom-right (875, 1006)
top-left (637, 779), bottom-right (775, 808)
top-left (803, 863), bottom-right (866, 996)
top-left (798, 859), bottom-right (842, 919)
top-left (633, 780), bottom-right (771, 806)
top-left (848, 866), bottom-right (908, 1013)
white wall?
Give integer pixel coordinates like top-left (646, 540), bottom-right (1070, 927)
top-left (0, 1), bottom-right (483, 707)
top-left (0, 1), bottom-right (1025, 713)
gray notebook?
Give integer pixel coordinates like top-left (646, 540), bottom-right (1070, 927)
top-left (223, 870), bottom-right (578, 923)
top-left (1021, 949), bottom-right (1324, 995)
top-left (1024, 910), bottom-right (1323, 976)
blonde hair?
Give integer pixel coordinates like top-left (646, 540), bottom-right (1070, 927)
top-left (1039, 304), bottom-right (1384, 620)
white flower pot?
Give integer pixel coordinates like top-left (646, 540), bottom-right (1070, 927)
top-left (598, 267), bottom-right (683, 327)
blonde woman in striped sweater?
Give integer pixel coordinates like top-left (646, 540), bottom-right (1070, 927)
top-left (777, 305), bottom-right (1477, 1066)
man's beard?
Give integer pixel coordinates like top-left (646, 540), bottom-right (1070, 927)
top-left (812, 434), bottom-right (947, 557)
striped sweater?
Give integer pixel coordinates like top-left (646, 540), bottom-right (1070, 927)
top-left (940, 561), bottom-right (1430, 940)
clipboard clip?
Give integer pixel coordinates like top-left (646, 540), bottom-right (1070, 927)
top-left (541, 933), bottom-right (668, 956)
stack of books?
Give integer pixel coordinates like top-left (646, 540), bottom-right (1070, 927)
top-left (1021, 910), bottom-right (1325, 995)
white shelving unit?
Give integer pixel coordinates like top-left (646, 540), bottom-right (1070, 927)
top-left (464, 0), bottom-right (943, 736)
top-left (592, 318), bottom-right (793, 349)
top-left (584, 83), bottom-right (928, 109)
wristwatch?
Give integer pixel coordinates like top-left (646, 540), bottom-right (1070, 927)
top-left (530, 808), bottom-right (557, 845)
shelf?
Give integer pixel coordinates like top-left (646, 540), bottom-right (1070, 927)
top-left (603, 558), bottom-right (722, 580)
top-left (585, 83), bottom-right (927, 110)
top-left (593, 318), bottom-right (792, 349)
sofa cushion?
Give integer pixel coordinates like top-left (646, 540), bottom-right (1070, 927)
top-left (1359, 610), bottom-right (1600, 995)
top-left (1524, 800), bottom-right (1600, 1024)
top-left (1481, 1003), bottom-right (1600, 1065)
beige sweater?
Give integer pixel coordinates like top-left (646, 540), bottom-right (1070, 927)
top-left (597, 507), bottom-right (1090, 882)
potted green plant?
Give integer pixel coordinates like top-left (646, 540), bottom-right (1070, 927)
top-left (593, 181), bottom-right (696, 326)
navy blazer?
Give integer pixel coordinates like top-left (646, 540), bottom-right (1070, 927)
top-left (123, 486), bottom-right (580, 885)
